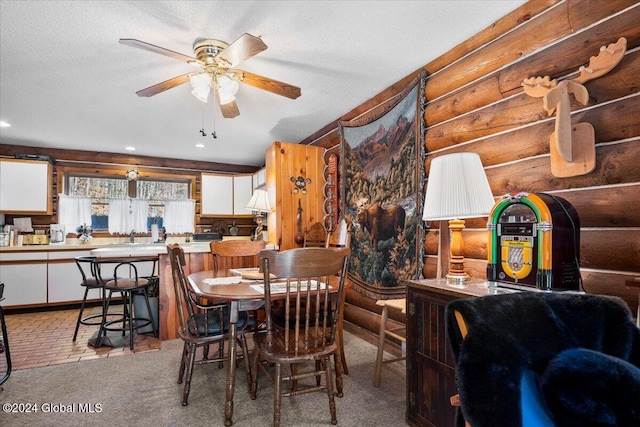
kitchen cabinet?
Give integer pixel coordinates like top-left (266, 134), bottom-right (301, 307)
top-left (253, 167), bottom-right (266, 189)
top-left (233, 174), bottom-right (253, 216)
top-left (201, 173), bottom-right (233, 215)
top-left (201, 173), bottom-right (254, 217)
top-left (0, 158), bottom-right (53, 214)
top-left (0, 252), bottom-right (48, 306)
top-left (265, 141), bottom-right (325, 250)
top-left (47, 250), bottom-right (99, 303)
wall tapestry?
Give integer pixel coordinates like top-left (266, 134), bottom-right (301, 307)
top-left (339, 72), bottom-right (425, 298)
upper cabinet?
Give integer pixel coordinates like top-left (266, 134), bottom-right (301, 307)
top-left (233, 174), bottom-right (253, 216)
top-left (0, 158), bottom-right (53, 214)
top-left (201, 173), bottom-right (254, 217)
top-left (253, 168), bottom-right (266, 189)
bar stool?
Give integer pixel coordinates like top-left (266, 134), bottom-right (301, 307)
top-left (373, 298), bottom-right (406, 387)
top-left (96, 259), bottom-right (158, 350)
top-left (73, 256), bottom-right (121, 341)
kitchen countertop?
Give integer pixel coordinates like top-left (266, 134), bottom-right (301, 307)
top-left (0, 237), bottom-right (250, 256)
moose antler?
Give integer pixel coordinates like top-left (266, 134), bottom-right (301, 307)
top-left (573, 37), bottom-right (627, 84)
top-left (522, 75), bottom-right (557, 98)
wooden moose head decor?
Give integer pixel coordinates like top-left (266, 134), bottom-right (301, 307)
top-left (522, 37), bottom-right (627, 178)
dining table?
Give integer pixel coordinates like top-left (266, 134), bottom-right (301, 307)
top-left (187, 268), bottom-right (339, 427)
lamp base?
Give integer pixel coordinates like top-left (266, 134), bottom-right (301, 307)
top-left (446, 272), bottom-right (470, 282)
top-left (447, 219), bottom-right (469, 281)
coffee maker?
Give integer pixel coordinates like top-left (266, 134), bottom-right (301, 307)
top-left (49, 224), bottom-right (66, 245)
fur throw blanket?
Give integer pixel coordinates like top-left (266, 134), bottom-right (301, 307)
top-left (445, 292), bottom-right (640, 427)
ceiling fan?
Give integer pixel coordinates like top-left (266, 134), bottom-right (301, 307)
top-left (120, 33), bottom-right (301, 118)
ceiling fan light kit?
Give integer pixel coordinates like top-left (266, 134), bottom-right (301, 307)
top-left (190, 73), bottom-right (212, 102)
top-left (120, 33), bottom-right (301, 118)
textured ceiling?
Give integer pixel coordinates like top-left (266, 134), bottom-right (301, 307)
top-left (0, 1), bottom-right (524, 167)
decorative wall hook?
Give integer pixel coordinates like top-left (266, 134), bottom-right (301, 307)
top-left (522, 37), bottom-right (627, 178)
top-left (291, 176), bottom-right (311, 194)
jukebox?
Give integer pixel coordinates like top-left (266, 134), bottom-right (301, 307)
top-left (487, 192), bottom-right (581, 291)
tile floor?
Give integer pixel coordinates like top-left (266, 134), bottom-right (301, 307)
top-left (1, 304), bottom-right (161, 371)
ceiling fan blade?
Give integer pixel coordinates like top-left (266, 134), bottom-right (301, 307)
top-left (233, 70), bottom-right (301, 99)
top-left (135, 73), bottom-right (193, 97)
top-left (120, 38), bottom-right (198, 64)
top-left (215, 33), bottom-right (267, 68)
top-left (214, 87), bottom-right (240, 118)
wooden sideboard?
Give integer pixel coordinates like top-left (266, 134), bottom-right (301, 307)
top-left (405, 279), bottom-right (518, 427)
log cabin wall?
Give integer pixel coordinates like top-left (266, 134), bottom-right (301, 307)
top-left (304, 0), bottom-right (640, 339)
top-left (0, 144), bottom-right (259, 236)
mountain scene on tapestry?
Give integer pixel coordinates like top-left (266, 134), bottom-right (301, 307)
top-left (341, 83), bottom-right (421, 289)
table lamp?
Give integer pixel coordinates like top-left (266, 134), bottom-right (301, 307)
top-left (422, 152), bottom-right (495, 282)
top-left (246, 189), bottom-right (272, 241)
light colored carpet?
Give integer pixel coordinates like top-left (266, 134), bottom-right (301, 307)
top-left (0, 331), bottom-right (407, 426)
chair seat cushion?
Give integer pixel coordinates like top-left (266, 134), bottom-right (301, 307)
top-left (82, 277), bottom-right (103, 288)
top-left (105, 277), bottom-right (149, 290)
top-left (188, 309), bottom-right (253, 336)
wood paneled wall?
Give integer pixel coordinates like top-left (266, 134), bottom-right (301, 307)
top-left (305, 0), bottom-right (640, 333)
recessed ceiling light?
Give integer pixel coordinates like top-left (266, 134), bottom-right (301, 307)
top-left (125, 146), bottom-right (136, 151)
top-left (195, 143), bottom-right (205, 148)
top-left (0, 121), bottom-right (11, 128)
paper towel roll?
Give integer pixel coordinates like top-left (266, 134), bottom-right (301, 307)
top-left (151, 224), bottom-right (159, 242)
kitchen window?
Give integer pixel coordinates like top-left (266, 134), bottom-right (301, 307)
top-left (66, 174), bottom-right (191, 231)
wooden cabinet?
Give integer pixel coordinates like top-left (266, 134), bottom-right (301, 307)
top-left (0, 158), bottom-right (53, 214)
top-left (406, 280), bottom-right (459, 427)
top-left (265, 141), bottom-right (325, 250)
top-left (0, 252), bottom-right (48, 306)
top-left (201, 173), bottom-right (254, 217)
top-left (406, 279), bottom-right (517, 426)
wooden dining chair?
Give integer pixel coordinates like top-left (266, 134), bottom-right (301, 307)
top-left (167, 243), bottom-right (252, 406)
top-left (325, 217), bottom-right (352, 375)
top-left (210, 239), bottom-right (267, 273)
top-left (250, 247), bottom-right (350, 427)
top-left (303, 221), bottom-right (327, 248)
top-left (210, 239), bottom-right (266, 331)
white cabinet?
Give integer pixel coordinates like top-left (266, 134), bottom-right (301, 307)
top-left (253, 168), bottom-right (266, 189)
top-left (233, 175), bottom-right (253, 216)
top-left (47, 250), bottom-right (99, 303)
top-left (201, 174), bottom-right (233, 215)
top-left (0, 159), bottom-right (53, 214)
top-left (201, 173), bottom-right (254, 216)
top-left (0, 252), bottom-right (48, 306)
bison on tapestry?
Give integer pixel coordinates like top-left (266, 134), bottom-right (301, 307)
top-left (356, 200), bottom-right (406, 251)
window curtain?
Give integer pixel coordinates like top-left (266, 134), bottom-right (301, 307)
top-left (57, 194), bottom-right (92, 234)
top-left (108, 198), bottom-right (149, 234)
top-left (163, 199), bottom-right (195, 233)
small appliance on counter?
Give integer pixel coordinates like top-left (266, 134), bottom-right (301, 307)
top-left (49, 224), bottom-right (66, 245)
top-left (22, 234), bottom-right (49, 245)
top-left (193, 232), bottom-right (223, 242)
